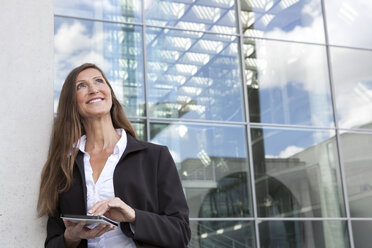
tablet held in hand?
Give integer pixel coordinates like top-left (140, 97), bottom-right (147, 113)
top-left (61, 214), bottom-right (118, 227)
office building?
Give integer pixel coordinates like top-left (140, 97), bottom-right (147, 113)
top-left (2, 0), bottom-right (372, 247)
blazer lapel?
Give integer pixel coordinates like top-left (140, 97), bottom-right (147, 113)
top-left (75, 151), bottom-right (88, 212)
top-left (118, 133), bottom-right (147, 163)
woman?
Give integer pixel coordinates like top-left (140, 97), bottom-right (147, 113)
top-left (37, 63), bottom-right (191, 248)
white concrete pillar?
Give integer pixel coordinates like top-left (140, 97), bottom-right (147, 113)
top-left (0, 0), bottom-right (54, 247)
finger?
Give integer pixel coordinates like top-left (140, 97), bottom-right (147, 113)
top-left (107, 198), bottom-right (125, 209)
top-left (63, 219), bottom-right (74, 227)
top-left (93, 202), bottom-right (111, 216)
top-left (63, 219), bottom-right (81, 229)
top-left (88, 200), bottom-right (107, 215)
top-left (95, 225), bottom-right (113, 237)
top-left (64, 221), bottom-right (86, 241)
top-left (87, 224), bottom-right (107, 238)
top-left (73, 221), bottom-right (86, 231)
top-left (69, 221), bottom-right (86, 239)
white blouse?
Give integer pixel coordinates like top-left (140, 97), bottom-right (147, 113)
top-left (78, 129), bottom-right (136, 248)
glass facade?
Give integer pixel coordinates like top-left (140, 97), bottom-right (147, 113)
top-left (53, 0), bottom-right (372, 247)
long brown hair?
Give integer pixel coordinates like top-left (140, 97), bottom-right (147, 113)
top-left (37, 63), bottom-right (136, 217)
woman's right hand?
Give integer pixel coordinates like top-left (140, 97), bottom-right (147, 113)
top-left (63, 219), bottom-right (115, 248)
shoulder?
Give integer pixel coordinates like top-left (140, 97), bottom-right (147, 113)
top-left (138, 139), bottom-right (166, 149)
top-left (125, 135), bottom-right (174, 163)
top-left (127, 133), bottom-right (168, 153)
top-left (135, 139), bottom-right (170, 156)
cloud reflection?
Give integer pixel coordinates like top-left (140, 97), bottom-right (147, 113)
top-left (331, 47), bottom-right (372, 129)
top-left (54, 20), bottom-right (111, 86)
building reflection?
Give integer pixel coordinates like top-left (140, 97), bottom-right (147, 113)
top-left (179, 132), bottom-right (349, 247)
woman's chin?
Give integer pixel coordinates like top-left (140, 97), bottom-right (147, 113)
top-left (82, 111), bottom-right (111, 120)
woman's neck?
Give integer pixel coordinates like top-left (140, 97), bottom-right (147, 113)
top-left (82, 116), bottom-right (120, 153)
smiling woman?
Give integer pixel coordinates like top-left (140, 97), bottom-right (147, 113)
top-left (75, 68), bottom-right (113, 120)
top-left (37, 63), bottom-right (191, 248)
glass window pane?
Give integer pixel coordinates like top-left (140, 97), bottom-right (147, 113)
top-left (245, 39), bottom-right (334, 127)
top-left (240, 0), bottom-right (325, 43)
top-left (190, 221), bottom-right (256, 248)
top-left (325, 0), bottom-right (372, 49)
top-left (147, 28), bottom-right (245, 122)
top-left (352, 221), bottom-right (372, 248)
top-left (54, 0), bottom-right (142, 23)
top-left (340, 132), bottom-right (372, 217)
top-left (129, 120), bottom-right (146, 141)
top-left (331, 47), bottom-right (372, 129)
top-left (145, 0), bottom-right (237, 34)
top-left (150, 122), bottom-right (252, 218)
top-left (54, 17), bottom-right (145, 117)
top-left (259, 221), bottom-right (349, 248)
top-left (251, 127), bottom-right (345, 217)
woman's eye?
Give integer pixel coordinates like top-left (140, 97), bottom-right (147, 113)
top-left (76, 83), bottom-right (86, 90)
top-left (96, 79), bottom-right (104, 84)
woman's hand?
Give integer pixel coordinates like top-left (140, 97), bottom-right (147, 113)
top-left (88, 197), bottom-right (136, 223)
top-left (63, 220), bottom-right (115, 248)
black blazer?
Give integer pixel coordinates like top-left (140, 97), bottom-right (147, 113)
top-left (45, 134), bottom-right (191, 248)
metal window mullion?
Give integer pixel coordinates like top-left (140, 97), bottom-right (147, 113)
top-left (320, 0), bottom-right (354, 247)
top-left (141, 0), bottom-right (150, 142)
top-left (250, 122), bottom-right (337, 131)
top-left (147, 117), bottom-right (246, 126)
top-left (235, 0), bottom-right (261, 247)
top-left (54, 14), bottom-right (142, 27)
top-left (190, 217), bottom-right (353, 221)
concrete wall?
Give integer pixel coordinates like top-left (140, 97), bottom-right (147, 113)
top-left (0, 0), bottom-right (54, 247)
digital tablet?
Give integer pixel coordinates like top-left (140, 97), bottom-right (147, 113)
top-left (61, 214), bottom-right (118, 226)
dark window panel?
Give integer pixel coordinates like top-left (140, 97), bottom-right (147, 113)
top-left (259, 221), bottom-right (349, 248)
top-left (190, 220), bottom-right (256, 248)
top-left (352, 221), bottom-right (372, 248)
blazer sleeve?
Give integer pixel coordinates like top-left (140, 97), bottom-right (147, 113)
top-left (45, 215), bottom-right (66, 248)
top-left (45, 215), bottom-right (86, 248)
top-left (120, 146), bottom-right (191, 247)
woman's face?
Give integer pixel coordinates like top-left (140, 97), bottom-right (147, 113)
top-left (75, 68), bottom-right (112, 119)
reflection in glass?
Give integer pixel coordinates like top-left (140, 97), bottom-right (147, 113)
top-left (340, 132), bottom-right (372, 217)
top-left (244, 39), bottom-right (334, 127)
top-left (331, 47), bottom-right (372, 129)
top-left (54, 17), bottom-right (145, 117)
top-left (352, 221), bottom-right (372, 248)
top-left (259, 221), bottom-right (349, 248)
top-left (146, 28), bottom-right (245, 121)
top-left (129, 120), bottom-right (146, 141)
top-left (251, 127), bottom-right (345, 217)
top-left (145, 0), bottom-right (237, 34)
top-left (150, 123), bottom-right (252, 218)
top-left (54, 0), bottom-right (142, 23)
top-left (189, 221), bottom-right (255, 248)
top-left (240, 0), bottom-right (325, 43)
top-left (325, 0), bottom-right (372, 49)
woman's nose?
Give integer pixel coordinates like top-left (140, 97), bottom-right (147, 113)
top-left (88, 82), bottom-right (98, 94)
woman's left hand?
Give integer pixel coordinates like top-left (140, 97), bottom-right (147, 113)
top-left (88, 197), bottom-right (136, 223)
